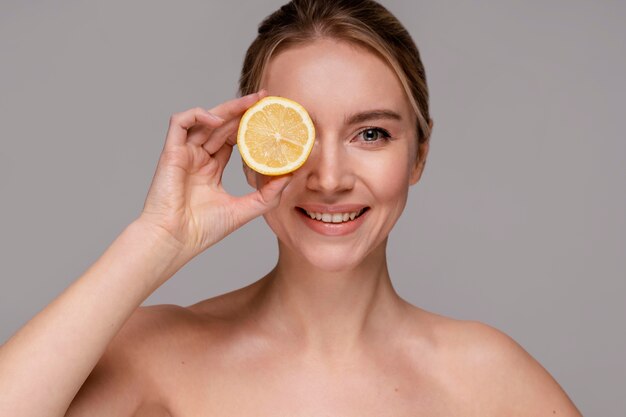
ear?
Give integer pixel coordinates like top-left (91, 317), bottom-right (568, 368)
top-left (242, 161), bottom-right (258, 189)
top-left (409, 118), bottom-right (433, 185)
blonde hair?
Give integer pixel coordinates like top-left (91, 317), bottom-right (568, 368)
top-left (239, 0), bottom-right (432, 144)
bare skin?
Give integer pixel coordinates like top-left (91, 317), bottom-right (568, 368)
top-left (0, 39), bottom-right (582, 416)
top-left (69, 286), bottom-right (582, 417)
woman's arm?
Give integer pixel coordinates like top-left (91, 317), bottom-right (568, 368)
top-left (0, 220), bottom-right (184, 417)
top-left (0, 92), bottom-right (292, 417)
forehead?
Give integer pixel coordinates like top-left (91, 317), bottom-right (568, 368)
top-left (260, 38), bottom-right (413, 126)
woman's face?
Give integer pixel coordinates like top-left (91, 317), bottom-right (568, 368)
top-left (247, 38), bottom-right (428, 271)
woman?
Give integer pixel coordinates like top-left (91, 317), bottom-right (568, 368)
top-left (0, 1), bottom-right (582, 415)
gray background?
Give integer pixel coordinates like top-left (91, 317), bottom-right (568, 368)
top-left (1, 1), bottom-right (624, 415)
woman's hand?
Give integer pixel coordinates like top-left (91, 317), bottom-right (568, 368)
top-left (139, 91), bottom-right (291, 261)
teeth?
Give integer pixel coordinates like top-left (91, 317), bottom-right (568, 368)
top-left (303, 208), bottom-right (365, 223)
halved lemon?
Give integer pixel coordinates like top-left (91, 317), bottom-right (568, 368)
top-left (237, 96), bottom-right (315, 176)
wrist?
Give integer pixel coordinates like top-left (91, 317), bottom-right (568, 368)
top-left (132, 216), bottom-right (185, 252)
top-left (123, 218), bottom-right (189, 288)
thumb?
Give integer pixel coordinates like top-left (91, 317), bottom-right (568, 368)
top-left (233, 174), bottom-right (293, 225)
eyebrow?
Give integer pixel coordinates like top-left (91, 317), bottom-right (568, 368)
top-left (345, 109), bottom-right (403, 125)
top-left (309, 109), bottom-right (403, 127)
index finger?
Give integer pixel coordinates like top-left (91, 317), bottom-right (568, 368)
top-left (187, 90), bottom-right (266, 147)
top-left (208, 90), bottom-right (267, 122)
top-left (164, 107), bottom-right (225, 150)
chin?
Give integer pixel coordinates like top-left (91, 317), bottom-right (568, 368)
top-left (292, 242), bottom-right (372, 273)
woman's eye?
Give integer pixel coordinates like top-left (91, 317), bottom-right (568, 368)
top-left (357, 127), bottom-right (391, 144)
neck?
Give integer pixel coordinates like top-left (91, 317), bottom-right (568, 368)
top-left (253, 238), bottom-right (407, 357)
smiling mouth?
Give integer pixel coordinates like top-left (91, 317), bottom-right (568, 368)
top-left (296, 207), bottom-right (370, 224)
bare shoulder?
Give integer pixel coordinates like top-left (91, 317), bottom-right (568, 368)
top-left (66, 304), bottom-right (192, 417)
top-left (420, 312), bottom-right (583, 416)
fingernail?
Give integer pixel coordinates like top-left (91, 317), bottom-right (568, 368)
top-left (206, 111), bottom-right (224, 122)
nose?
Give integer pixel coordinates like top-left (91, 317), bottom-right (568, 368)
top-left (303, 136), bottom-right (356, 194)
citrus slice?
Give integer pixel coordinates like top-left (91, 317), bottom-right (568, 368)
top-left (237, 96), bottom-right (315, 176)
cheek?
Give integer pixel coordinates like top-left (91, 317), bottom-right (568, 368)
top-left (380, 178), bottom-right (410, 220)
top-left (365, 149), bottom-right (412, 204)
